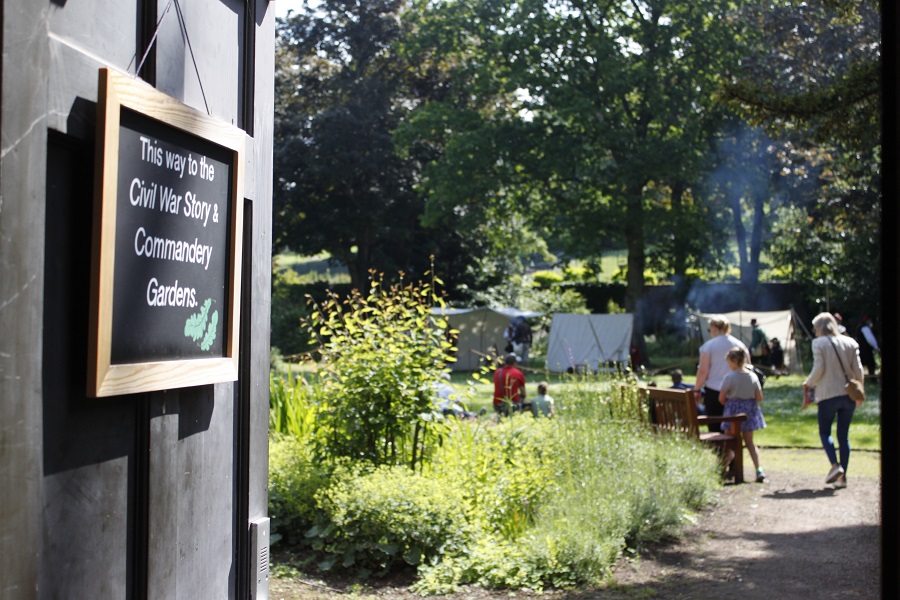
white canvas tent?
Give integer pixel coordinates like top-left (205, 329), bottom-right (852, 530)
top-left (545, 313), bottom-right (634, 373)
top-left (695, 309), bottom-right (804, 373)
top-left (433, 307), bottom-right (543, 371)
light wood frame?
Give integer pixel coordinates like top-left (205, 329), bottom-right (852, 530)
top-left (88, 68), bottom-right (244, 397)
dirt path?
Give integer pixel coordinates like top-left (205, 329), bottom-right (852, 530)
top-left (593, 448), bottom-right (882, 600)
top-left (270, 449), bottom-right (882, 599)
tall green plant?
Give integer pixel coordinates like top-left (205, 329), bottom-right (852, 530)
top-left (303, 271), bottom-right (457, 470)
top-left (412, 375), bottom-right (720, 593)
top-left (269, 372), bottom-right (319, 440)
top-left (268, 371), bottom-right (724, 590)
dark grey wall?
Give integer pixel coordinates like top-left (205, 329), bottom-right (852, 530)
top-left (1, 2), bottom-right (273, 598)
top-left (1, 3), bottom-right (50, 598)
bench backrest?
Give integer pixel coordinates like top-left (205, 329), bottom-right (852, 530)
top-left (645, 387), bottom-right (700, 438)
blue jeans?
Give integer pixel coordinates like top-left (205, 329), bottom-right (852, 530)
top-left (817, 395), bottom-right (856, 473)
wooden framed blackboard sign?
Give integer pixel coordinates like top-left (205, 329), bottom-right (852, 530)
top-left (88, 68), bottom-right (244, 397)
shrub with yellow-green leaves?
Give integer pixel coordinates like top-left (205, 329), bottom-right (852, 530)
top-left (268, 273), bottom-right (722, 593)
top-left (302, 272), bottom-right (456, 470)
top-left (268, 434), bottom-right (330, 548)
top-left (307, 464), bottom-right (475, 577)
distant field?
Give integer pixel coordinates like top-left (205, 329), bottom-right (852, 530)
top-left (274, 251), bottom-right (349, 284)
top-left (274, 250), bottom-right (630, 284)
top-left (596, 250), bottom-right (628, 281)
top-left (271, 248), bottom-right (743, 287)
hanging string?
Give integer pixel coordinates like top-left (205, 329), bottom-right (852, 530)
top-left (127, 0), bottom-right (210, 116)
top-left (172, 0), bottom-right (210, 115)
top-left (129, 0), bottom-right (175, 77)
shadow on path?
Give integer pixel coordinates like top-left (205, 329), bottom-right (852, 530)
top-left (572, 464), bottom-right (881, 600)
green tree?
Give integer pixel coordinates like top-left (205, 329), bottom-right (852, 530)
top-left (702, 124), bottom-right (792, 293)
top-left (400, 0), bottom-right (748, 311)
top-left (722, 0), bottom-right (879, 150)
top-left (721, 0), bottom-right (880, 317)
top-left (274, 0), bottom-right (478, 292)
top-left (394, 1), bottom-right (558, 296)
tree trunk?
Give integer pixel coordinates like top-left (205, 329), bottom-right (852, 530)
top-left (743, 187), bottom-right (765, 298)
top-left (671, 182), bottom-right (687, 279)
top-left (343, 236), bottom-right (371, 292)
top-left (625, 185), bottom-right (647, 366)
top-left (730, 193), bottom-right (748, 279)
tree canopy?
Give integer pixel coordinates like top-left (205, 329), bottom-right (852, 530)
top-left (722, 0), bottom-right (881, 319)
top-left (399, 0), bottom-right (755, 311)
top-left (274, 0), bottom-right (481, 291)
top-left (272, 0), bottom-right (881, 325)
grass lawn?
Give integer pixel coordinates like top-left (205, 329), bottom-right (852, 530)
top-left (273, 353), bottom-right (881, 455)
top-left (447, 368), bottom-right (881, 453)
top-left (747, 373), bottom-right (881, 451)
top-left (274, 251), bottom-right (350, 283)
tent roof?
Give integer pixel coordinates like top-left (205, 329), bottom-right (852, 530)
top-left (431, 307), bottom-right (542, 371)
top-left (545, 313), bottom-right (634, 373)
top-left (695, 309), bottom-right (803, 373)
top-left (696, 309), bottom-right (795, 342)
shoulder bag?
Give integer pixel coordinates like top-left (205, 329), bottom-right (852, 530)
top-left (826, 336), bottom-right (865, 403)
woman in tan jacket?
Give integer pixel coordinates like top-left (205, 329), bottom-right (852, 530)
top-left (802, 312), bottom-right (865, 489)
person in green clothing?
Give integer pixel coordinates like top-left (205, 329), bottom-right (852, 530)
top-left (531, 381), bottom-right (555, 418)
top-left (750, 318), bottom-right (770, 366)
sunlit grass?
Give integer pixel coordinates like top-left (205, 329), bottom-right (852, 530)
top-left (273, 251), bottom-right (351, 284)
top-left (744, 374), bottom-right (881, 451)
top-left (444, 369), bottom-right (881, 452)
top-left (274, 348), bottom-right (882, 454)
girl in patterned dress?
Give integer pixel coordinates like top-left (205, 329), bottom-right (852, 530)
top-left (719, 347), bottom-right (768, 482)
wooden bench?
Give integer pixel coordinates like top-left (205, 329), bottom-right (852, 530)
top-left (642, 387), bottom-right (748, 484)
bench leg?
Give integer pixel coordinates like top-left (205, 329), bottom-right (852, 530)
top-left (731, 440), bottom-right (744, 484)
top-left (717, 440), bottom-right (745, 484)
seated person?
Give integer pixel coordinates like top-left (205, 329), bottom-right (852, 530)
top-left (531, 381), bottom-right (556, 418)
top-left (434, 373), bottom-right (480, 419)
top-left (493, 353), bottom-right (526, 417)
top-left (669, 368), bottom-right (692, 390)
top-left (769, 338), bottom-right (785, 372)
top-left (670, 368), bottom-right (705, 414)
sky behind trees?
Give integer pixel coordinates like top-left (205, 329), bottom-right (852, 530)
top-left (276, 0), bottom-right (310, 19)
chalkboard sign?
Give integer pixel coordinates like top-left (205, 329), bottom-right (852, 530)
top-left (88, 68), bottom-right (244, 397)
